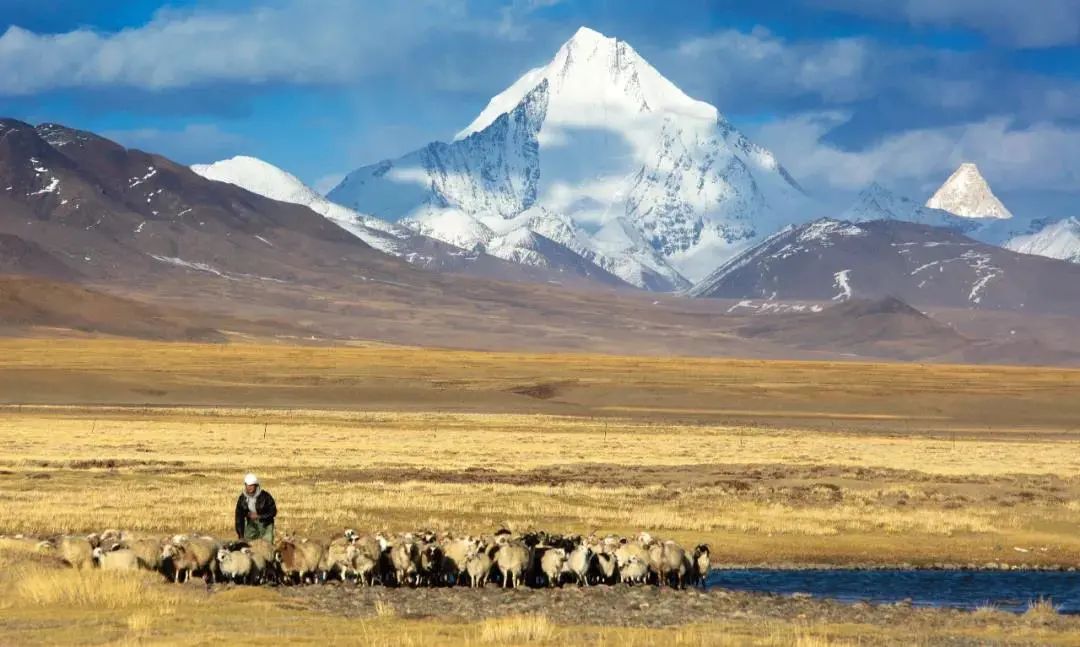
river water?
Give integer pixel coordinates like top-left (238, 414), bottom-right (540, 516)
top-left (706, 568), bottom-right (1080, 614)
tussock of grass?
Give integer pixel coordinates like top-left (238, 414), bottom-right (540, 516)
top-left (478, 615), bottom-right (554, 644)
top-left (373, 598), bottom-right (396, 618)
top-left (1024, 597), bottom-right (1060, 624)
top-left (9, 567), bottom-right (179, 609)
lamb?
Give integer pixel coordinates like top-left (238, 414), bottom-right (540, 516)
top-left (495, 542), bottom-right (530, 589)
top-left (92, 547), bottom-right (139, 571)
top-left (217, 548), bottom-right (254, 584)
top-left (539, 547), bottom-right (567, 588)
top-left (464, 547), bottom-right (492, 588)
top-left (57, 536), bottom-right (94, 570)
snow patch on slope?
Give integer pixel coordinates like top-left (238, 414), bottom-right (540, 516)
top-left (832, 270), bottom-right (853, 301)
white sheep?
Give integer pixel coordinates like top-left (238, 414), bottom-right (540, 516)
top-left (390, 538), bottom-right (419, 587)
top-left (620, 556), bottom-right (649, 585)
top-left (495, 542), bottom-right (530, 589)
top-left (566, 544), bottom-right (593, 586)
top-left (464, 547), bottom-right (492, 588)
top-left (217, 548), bottom-right (254, 584)
top-left (92, 547), bottom-right (139, 571)
top-left (539, 547), bottom-right (567, 588)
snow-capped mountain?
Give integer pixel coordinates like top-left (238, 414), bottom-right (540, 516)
top-left (190, 155), bottom-right (627, 286)
top-left (925, 163), bottom-right (1013, 220)
top-left (842, 183), bottom-right (979, 233)
top-left (687, 218), bottom-right (1080, 315)
top-left (1005, 217), bottom-right (1080, 264)
top-left (328, 26), bottom-right (808, 290)
top-left (191, 156), bottom-right (408, 254)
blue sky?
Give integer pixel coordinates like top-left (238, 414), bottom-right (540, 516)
top-left (0, 0), bottom-right (1076, 217)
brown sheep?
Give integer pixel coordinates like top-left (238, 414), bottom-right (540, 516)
top-left (161, 543), bottom-right (203, 583)
top-left (275, 538), bottom-right (322, 584)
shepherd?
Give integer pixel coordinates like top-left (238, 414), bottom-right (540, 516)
top-left (235, 473), bottom-right (277, 542)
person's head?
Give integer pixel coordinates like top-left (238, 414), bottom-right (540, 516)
top-left (243, 473), bottom-right (259, 495)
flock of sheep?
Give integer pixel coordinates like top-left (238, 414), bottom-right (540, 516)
top-left (38, 528), bottom-right (711, 590)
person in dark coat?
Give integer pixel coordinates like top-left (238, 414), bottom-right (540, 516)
top-left (235, 473), bottom-right (277, 541)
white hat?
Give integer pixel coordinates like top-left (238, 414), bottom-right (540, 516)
top-left (243, 473), bottom-right (259, 486)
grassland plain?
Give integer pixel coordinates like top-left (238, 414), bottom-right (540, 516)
top-left (1, 339), bottom-right (1080, 644)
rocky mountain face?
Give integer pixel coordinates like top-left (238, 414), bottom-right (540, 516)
top-left (328, 26), bottom-right (808, 291)
top-left (688, 218), bottom-right (1080, 316)
top-left (925, 163), bottom-right (1013, 220)
top-left (191, 156), bottom-right (627, 287)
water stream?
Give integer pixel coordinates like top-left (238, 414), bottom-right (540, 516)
top-left (706, 569), bottom-right (1080, 614)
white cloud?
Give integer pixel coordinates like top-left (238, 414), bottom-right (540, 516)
top-left (809, 0), bottom-right (1080, 48)
top-left (675, 27), bottom-right (872, 105)
top-left (753, 112), bottom-right (1080, 196)
top-left (0, 1), bottom-right (481, 95)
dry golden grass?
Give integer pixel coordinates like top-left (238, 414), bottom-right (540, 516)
top-left (478, 615), bottom-right (555, 644)
top-left (3, 339), bottom-right (1080, 644)
top-left (2, 405), bottom-right (1079, 567)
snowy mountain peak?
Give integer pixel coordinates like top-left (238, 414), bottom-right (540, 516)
top-left (192, 155), bottom-right (362, 226)
top-left (456, 26), bottom-right (717, 140)
top-left (330, 25), bottom-right (808, 290)
top-left (925, 162), bottom-right (1013, 220)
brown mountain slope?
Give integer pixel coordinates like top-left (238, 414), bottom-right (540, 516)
top-left (735, 297), bottom-right (970, 360)
top-left (0, 275), bottom-right (227, 341)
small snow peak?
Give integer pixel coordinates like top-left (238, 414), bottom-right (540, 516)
top-left (926, 162), bottom-right (1012, 220)
top-left (565, 26), bottom-right (611, 48)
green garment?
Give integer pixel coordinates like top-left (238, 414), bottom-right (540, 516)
top-left (244, 519), bottom-right (274, 543)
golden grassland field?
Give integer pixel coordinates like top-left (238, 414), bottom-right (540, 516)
top-left (1, 339), bottom-right (1080, 644)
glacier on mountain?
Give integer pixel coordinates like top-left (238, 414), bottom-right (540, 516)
top-left (328, 26), bottom-right (808, 289)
